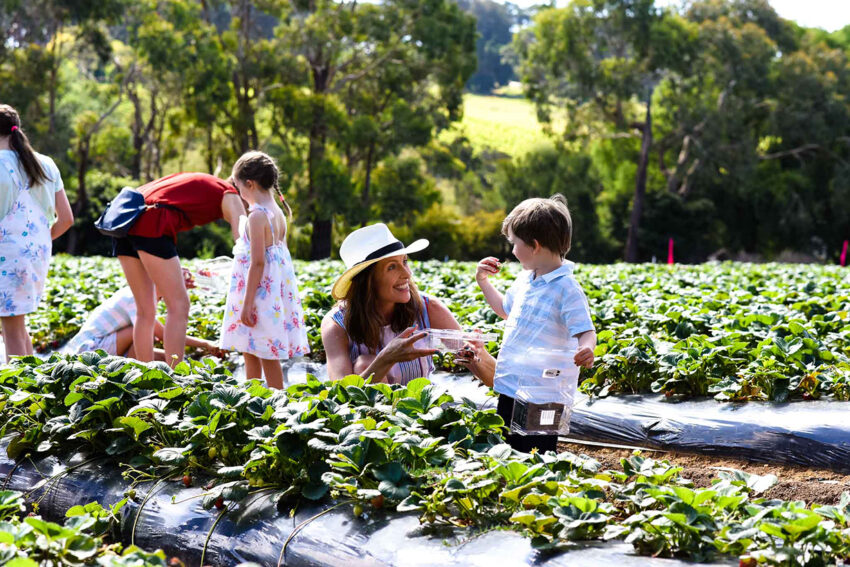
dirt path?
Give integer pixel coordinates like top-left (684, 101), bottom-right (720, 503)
top-left (558, 440), bottom-right (850, 505)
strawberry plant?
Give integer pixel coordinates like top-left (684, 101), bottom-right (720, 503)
top-left (33, 258), bottom-right (850, 401)
top-left (0, 490), bottom-right (167, 566)
top-left (3, 354), bottom-right (850, 565)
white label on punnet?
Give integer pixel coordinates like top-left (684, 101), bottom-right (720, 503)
top-left (539, 410), bottom-right (556, 425)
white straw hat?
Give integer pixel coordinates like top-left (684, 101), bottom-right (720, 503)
top-left (331, 223), bottom-right (428, 300)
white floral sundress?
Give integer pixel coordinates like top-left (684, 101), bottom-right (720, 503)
top-left (220, 204), bottom-right (310, 360)
top-left (0, 151), bottom-right (57, 316)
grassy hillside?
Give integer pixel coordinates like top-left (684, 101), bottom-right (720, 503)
top-left (440, 92), bottom-right (553, 157)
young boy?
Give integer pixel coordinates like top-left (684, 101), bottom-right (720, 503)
top-left (475, 194), bottom-right (596, 453)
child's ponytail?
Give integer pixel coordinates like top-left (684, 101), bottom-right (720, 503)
top-left (233, 150), bottom-right (292, 219)
top-left (0, 105), bottom-right (47, 187)
top-left (273, 178), bottom-right (293, 220)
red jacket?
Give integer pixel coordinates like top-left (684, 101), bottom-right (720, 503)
top-left (129, 173), bottom-right (238, 240)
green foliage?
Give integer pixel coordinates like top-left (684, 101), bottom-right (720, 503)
top-left (456, 0), bottom-right (522, 93)
top-left (580, 262), bottom-right (850, 402)
top-left (0, 489), bottom-right (165, 566)
top-left (3, 354), bottom-right (850, 564)
top-left (393, 204), bottom-right (462, 260)
top-left (495, 145), bottom-right (615, 262)
top-left (30, 257), bottom-right (850, 404)
top-left (372, 155), bottom-right (441, 225)
top-left (4, 0), bottom-right (850, 262)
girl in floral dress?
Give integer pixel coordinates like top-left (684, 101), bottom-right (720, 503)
top-left (220, 151), bottom-right (309, 388)
top-left (0, 105), bottom-right (73, 360)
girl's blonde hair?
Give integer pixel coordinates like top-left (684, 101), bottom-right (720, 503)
top-left (232, 151), bottom-right (292, 218)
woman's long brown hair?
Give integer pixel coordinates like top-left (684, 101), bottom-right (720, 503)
top-left (0, 105), bottom-right (47, 187)
top-left (342, 262), bottom-right (424, 352)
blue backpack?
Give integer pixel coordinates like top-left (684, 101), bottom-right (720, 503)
top-left (94, 187), bottom-right (184, 238)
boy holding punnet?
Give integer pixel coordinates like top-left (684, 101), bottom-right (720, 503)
top-left (474, 194), bottom-right (596, 453)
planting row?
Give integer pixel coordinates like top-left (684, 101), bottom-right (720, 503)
top-left (31, 257), bottom-right (850, 401)
top-left (2, 353), bottom-right (850, 565)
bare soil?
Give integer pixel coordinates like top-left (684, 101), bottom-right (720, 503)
top-left (558, 441), bottom-right (850, 506)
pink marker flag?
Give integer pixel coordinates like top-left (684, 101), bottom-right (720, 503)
top-left (841, 240), bottom-right (848, 267)
top-left (667, 238), bottom-right (674, 265)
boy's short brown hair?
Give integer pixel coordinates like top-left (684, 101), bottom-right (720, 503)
top-left (502, 194), bottom-right (572, 257)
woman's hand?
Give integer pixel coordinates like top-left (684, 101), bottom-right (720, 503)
top-left (454, 335), bottom-right (496, 388)
top-left (378, 326), bottom-right (436, 364)
top-left (241, 302), bottom-right (258, 327)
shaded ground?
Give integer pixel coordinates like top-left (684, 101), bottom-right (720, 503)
top-left (558, 440), bottom-right (850, 506)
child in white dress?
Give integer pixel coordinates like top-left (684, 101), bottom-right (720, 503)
top-left (0, 104), bottom-right (73, 360)
top-left (220, 151), bottom-right (309, 388)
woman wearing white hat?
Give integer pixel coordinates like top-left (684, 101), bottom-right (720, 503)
top-left (321, 223), bottom-right (495, 385)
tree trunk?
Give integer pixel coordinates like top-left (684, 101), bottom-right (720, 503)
top-left (234, 0), bottom-right (256, 153)
top-left (360, 142), bottom-right (375, 226)
top-left (206, 125), bottom-right (214, 174)
top-left (307, 64), bottom-right (330, 258)
top-left (129, 86), bottom-right (144, 179)
top-left (624, 96), bottom-right (652, 263)
top-left (66, 139), bottom-right (90, 255)
top-left (48, 65), bottom-right (57, 136)
top-left (47, 26), bottom-right (61, 137)
top-left (310, 218), bottom-right (333, 260)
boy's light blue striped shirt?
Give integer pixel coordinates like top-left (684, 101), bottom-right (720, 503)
top-left (494, 261), bottom-right (594, 399)
top-left (79, 286), bottom-right (137, 337)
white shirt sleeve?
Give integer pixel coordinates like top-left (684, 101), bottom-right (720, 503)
top-left (0, 164), bottom-right (15, 193)
top-left (37, 154), bottom-right (64, 193)
top-left (561, 279), bottom-right (595, 337)
top-left (502, 276), bottom-right (522, 315)
top-left (0, 159), bottom-right (19, 219)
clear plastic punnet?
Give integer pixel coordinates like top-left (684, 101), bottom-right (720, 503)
top-left (425, 329), bottom-right (498, 352)
top-left (495, 339), bottom-right (579, 436)
top-left (191, 257), bottom-right (233, 295)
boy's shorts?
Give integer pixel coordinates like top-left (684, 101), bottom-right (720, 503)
top-left (496, 394), bottom-right (558, 453)
top-left (113, 235), bottom-right (178, 260)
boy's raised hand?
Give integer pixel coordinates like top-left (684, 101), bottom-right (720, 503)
top-left (574, 346), bottom-right (594, 369)
top-left (475, 257), bottom-right (508, 320)
top-left (475, 257), bottom-right (501, 284)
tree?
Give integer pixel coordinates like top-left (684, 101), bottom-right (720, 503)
top-left (652, 0), bottom-right (850, 257)
top-left (130, 0), bottom-right (265, 173)
top-left (274, 0), bottom-right (476, 259)
top-left (457, 0), bottom-right (517, 93)
top-left (371, 155), bottom-right (441, 225)
top-left (1, 0), bottom-right (126, 144)
top-left (495, 145), bottom-right (613, 261)
top-left (340, 1), bottom-right (476, 225)
top-left (513, 0), bottom-right (696, 261)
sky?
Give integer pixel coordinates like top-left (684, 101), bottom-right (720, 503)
top-left (506, 0), bottom-right (850, 32)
